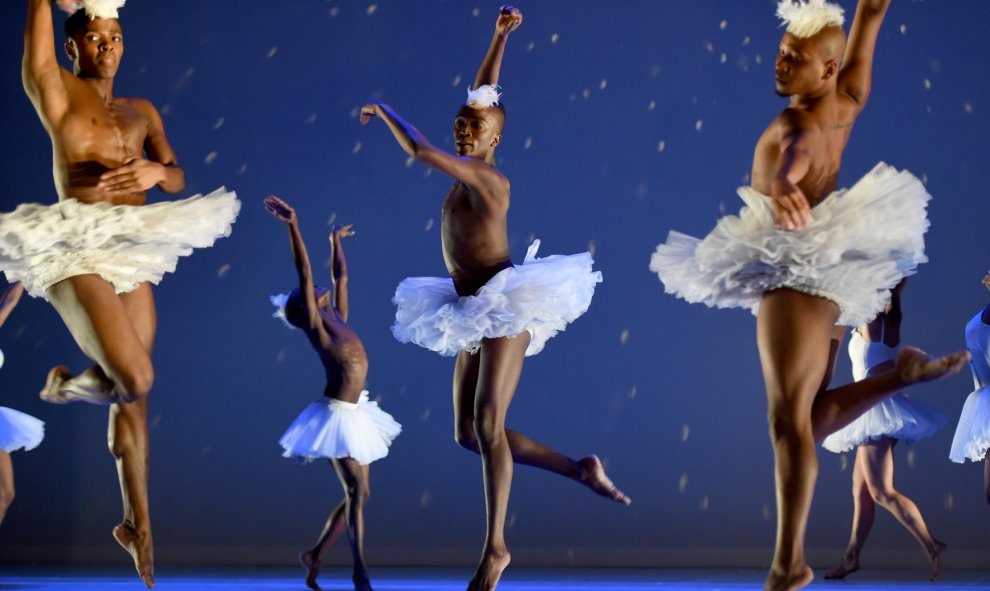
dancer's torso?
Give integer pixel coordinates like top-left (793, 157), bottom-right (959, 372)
top-left (311, 309), bottom-right (369, 402)
top-left (965, 312), bottom-right (990, 389)
top-left (442, 180), bottom-right (512, 297)
top-left (849, 330), bottom-right (897, 382)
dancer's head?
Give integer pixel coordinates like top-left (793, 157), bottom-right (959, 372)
top-left (270, 287), bottom-right (331, 329)
top-left (774, 0), bottom-right (846, 98)
top-left (64, 11), bottom-right (123, 78)
top-left (983, 270), bottom-right (990, 293)
top-left (454, 85), bottom-right (505, 161)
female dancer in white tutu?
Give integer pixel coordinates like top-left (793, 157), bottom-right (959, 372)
top-left (0, 282), bottom-right (45, 527)
top-left (822, 279), bottom-right (946, 580)
top-left (265, 196), bottom-right (400, 591)
top-left (0, 1), bottom-right (239, 586)
top-left (649, 1), bottom-right (968, 589)
top-left (360, 6), bottom-right (628, 590)
top-left (949, 271), bottom-right (990, 504)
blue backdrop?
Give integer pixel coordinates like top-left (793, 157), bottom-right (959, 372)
top-left (0, 0), bottom-right (987, 570)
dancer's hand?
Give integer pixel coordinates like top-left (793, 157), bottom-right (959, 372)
top-left (330, 224), bottom-right (355, 240)
top-left (97, 158), bottom-right (166, 195)
top-left (359, 102), bottom-right (382, 125)
top-left (770, 177), bottom-right (811, 231)
top-left (55, 0), bottom-right (82, 14)
top-left (264, 195), bottom-right (296, 224)
top-left (495, 5), bottom-right (523, 35)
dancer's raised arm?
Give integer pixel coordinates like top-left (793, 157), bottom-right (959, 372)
top-left (329, 224), bottom-right (353, 322)
top-left (265, 196), bottom-right (322, 333)
top-left (22, 0), bottom-right (72, 125)
top-left (0, 283), bottom-right (25, 329)
top-left (838, 0), bottom-right (892, 108)
top-left (474, 5), bottom-right (522, 89)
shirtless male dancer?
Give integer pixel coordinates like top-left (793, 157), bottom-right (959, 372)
top-left (361, 6), bottom-right (628, 590)
top-left (650, 1), bottom-right (968, 589)
top-left (1, 1), bottom-right (239, 586)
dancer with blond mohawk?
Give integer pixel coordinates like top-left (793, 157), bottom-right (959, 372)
top-left (650, 1), bottom-right (968, 589)
top-left (3, 0), bottom-right (239, 586)
top-left (360, 5), bottom-right (629, 590)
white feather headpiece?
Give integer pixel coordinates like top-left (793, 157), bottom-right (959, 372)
top-left (465, 85), bottom-right (502, 109)
top-left (776, 0), bottom-right (845, 39)
top-left (269, 293), bottom-right (297, 330)
top-left (80, 0), bottom-right (127, 20)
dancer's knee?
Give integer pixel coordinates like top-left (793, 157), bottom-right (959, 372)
top-left (455, 421), bottom-right (479, 451)
top-left (868, 486), bottom-right (897, 508)
top-left (766, 405), bottom-right (811, 442)
top-left (473, 411), bottom-right (505, 450)
top-left (116, 362), bottom-right (154, 402)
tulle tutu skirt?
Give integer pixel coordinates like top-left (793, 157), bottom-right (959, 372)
top-left (650, 163), bottom-right (930, 327)
top-left (0, 188), bottom-right (240, 299)
top-left (279, 391), bottom-right (402, 465)
top-left (821, 394), bottom-right (945, 453)
top-left (0, 406), bottom-right (44, 453)
top-left (392, 239), bottom-right (602, 357)
top-left (950, 386), bottom-right (990, 463)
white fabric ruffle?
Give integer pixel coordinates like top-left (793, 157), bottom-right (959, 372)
top-left (0, 406), bottom-right (44, 453)
top-left (650, 163), bottom-right (930, 327)
top-left (0, 188), bottom-right (240, 299)
top-left (822, 394), bottom-right (946, 453)
top-left (392, 239), bottom-right (602, 357)
top-left (950, 386), bottom-right (990, 463)
top-left (279, 391), bottom-right (401, 465)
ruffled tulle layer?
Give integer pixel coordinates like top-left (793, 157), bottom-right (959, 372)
top-left (0, 406), bottom-right (44, 453)
top-left (650, 163), bottom-right (930, 327)
top-left (950, 386), bottom-right (990, 463)
top-left (279, 391), bottom-right (401, 465)
top-left (392, 240), bottom-right (602, 357)
top-left (0, 188), bottom-right (240, 299)
top-left (822, 394), bottom-right (945, 453)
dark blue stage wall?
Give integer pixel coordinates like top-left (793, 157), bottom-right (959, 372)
top-left (0, 0), bottom-right (988, 569)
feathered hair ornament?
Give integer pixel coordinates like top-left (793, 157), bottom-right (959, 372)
top-left (465, 85), bottom-right (502, 109)
top-left (776, 0), bottom-right (845, 39)
top-left (70, 0), bottom-right (127, 20)
top-left (269, 293), bottom-right (297, 330)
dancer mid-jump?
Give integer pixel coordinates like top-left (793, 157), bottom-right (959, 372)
top-left (0, 1), bottom-right (239, 586)
top-left (650, 1), bottom-right (968, 589)
top-left (361, 5), bottom-right (628, 590)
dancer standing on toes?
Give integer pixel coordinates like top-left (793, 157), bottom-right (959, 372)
top-left (822, 279), bottom-right (947, 581)
top-left (361, 6), bottom-right (629, 590)
top-left (1, 0), bottom-right (240, 586)
top-left (949, 271), bottom-right (990, 505)
top-left (265, 196), bottom-right (401, 591)
top-left (649, 1), bottom-right (968, 589)
top-left (0, 282), bottom-right (45, 528)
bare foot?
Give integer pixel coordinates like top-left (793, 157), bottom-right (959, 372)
top-left (765, 564), bottom-right (813, 591)
top-left (353, 570), bottom-right (375, 591)
top-left (113, 523), bottom-right (154, 589)
top-left (40, 366), bottom-right (72, 403)
top-left (928, 540), bottom-right (947, 581)
top-left (466, 548), bottom-right (511, 591)
top-left (299, 550), bottom-right (322, 590)
top-left (896, 347), bottom-right (970, 385)
top-left (577, 455), bottom-right (631, 505)
top-left (823, 551), bottom-right (860, 580)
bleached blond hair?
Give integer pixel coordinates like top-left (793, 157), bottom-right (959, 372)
top-left (777, 0), bottom-right (845, 39)
top-left (465, 85), bottom-right (502, 109)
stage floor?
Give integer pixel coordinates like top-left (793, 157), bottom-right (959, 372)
top-left (1, 567), bottom-right (990, 590)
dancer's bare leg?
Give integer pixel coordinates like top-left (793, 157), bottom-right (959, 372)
top-left (300, 487), bottom-right (347, 591)
top-left (332, 457), bottom-right (373, 591)
top-left (453, 346), bottom-right (629, 505)
top-left (0, 452), bottom-right (13, 526)
top-left (859, 438), bottom-right (945, 580)
top-left (108, 283), bottom-right (156, 589)
top-left (43, 275), bottom-right (155, 404)
top-left (825, 447), bottom-right (874, 580)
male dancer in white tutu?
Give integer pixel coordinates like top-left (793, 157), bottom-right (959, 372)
top-left (1, 1), bottom-right (239, 586)
top-left (265, 196), bottom-right (401, 591)
top-left (650, 1), bottom-right (968, 589)
top-left (361, 5), bottom-right (628, 590)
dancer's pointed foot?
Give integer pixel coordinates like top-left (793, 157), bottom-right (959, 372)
top-left (466, 547), bottom-right (510, 591)
top-left (577, 455), bottom-right (631, 506)
top-left (764, 564), bottom-right (813, 591)
top-left (113, 523), bottom-right (154, 589)
top-left (928, 540), bottom-right (947, 581)
top-left (824, 551), bottom-right (860, 580)
top-left (299, 550), bottom-right (322, 591)
top-left (896, 347), bottom-right (969, 385)
top-left (40, 365), bottom-right (72, 403)
top-left (353, 570), bottom-right (375, 591)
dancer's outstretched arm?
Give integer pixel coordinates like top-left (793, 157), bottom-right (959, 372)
top-left (474, 5), bottom-right (522, 89)
top-left (23, 0), bottom-right (71, 124)
top-left (0, 283), bottom-right (24, 329)
top-left (99, 101), bottom-right (186, 197)
top-left (839, 0), bottom-right (892, 108)
top-left (265, 196), bottom-right (325, 336)
top-left (329, 224), bottom-right (353, 322)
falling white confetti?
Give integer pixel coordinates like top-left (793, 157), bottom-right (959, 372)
top-left (237, 163), bottom-right (248, 175)
top-left (406, 156), bottom-right (415, 168)
top-left (649, 64), bottom-right (662, 78)
top-left (699, 496), bottom-right (710, 511)
top-left (306, 113), bottom-right (318, 125)
top-left (705, 42), bottom-right (715, 53)
top-left (718, 201), bottom-right (726, 213)
top-left (472, 7), bottom-right (480, 17)
top-left (161, 104), bottom-right (172, 115)
top-left (266, 47), bottom-right (278, 58)
top-left (921, 174), bottom-right (928, 185)
top-left (599, 79), bottom-right (607, 90)
top-left (944, 493), bottom-right (953, 510)
top-left (217, 263), bottom-right (230, 278)
top-left (587, 239), bottom-right (596, 256)
top-left (755, 54), bottom-right (763, 65)
top-left (648, 100), bottom-right (656, 111)
top-left (720, 20), bottom-right (728, 30)
top-left (923, 78), bottom-right (932, 91)
top-left (452, 74), bottom-right (462, 87)
top-left (276, 349), bottom-right (287, 363)
top-left (352, 141), bottom-right (362, 154)
top-left (421, 407), bottom-right (431, 421)
top-left (523, 137), bottom-right (533, 150)
top-left (695, 120), bottom-right (704, 132)
top-left (620, 329), bottom-right (630, 345)
top-left (551, 33), bottom-right (560, 44)
top-left (839, 454), bottom-right (848, 472)
top-left (526, 41), bottom-right (535, 52)
top-left (899, 24), bottom-right (907, 34)
top-left (329, 6), bottom-right (339, 17)
top-left (681, 424), bottom-right (690, 442)
top-left (582, 88), bottom-right (591, 100)
top-left (679, 473), bottom-right (689, 493)
top-left (628, 385), bottom-right (637, 400)
top-left (350, 107), bottom-right (360, 119)
top-left (508, 512), bottom-right (517, 528)
top-left (720, 53), bottom-right (728, 64)
top-left (367, 4), bottom-right (378, 16)
top-left (212, 117), bottom-right (225, 130)
top-left (964, 101), bottom-right (974, 114)
top-left (762, 502), bottom-right (771, 521)
top-left (326, 212), bottom-right (337, 225)
top-left (743, 36), bottom-right (751, 46)
top-left (204, 151), bottom-right (218, 164)
top-left (906, 449), bottom-right (916, 469)
top-left (657, 140), bottom-right (666, 153)
top-left (424, 218), bottom-right (434, 231)
top-left (420, 489), bottom-right (431, 508)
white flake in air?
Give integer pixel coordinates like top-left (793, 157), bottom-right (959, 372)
top-left (551, 33), bottom-right (560, 44)
top-left (266, 47), bottom-right (278, 58)
top-left (212, 117), bottom-right (225, 130)
top-left (620, 329), bottom-right (630, 345)
top-left (424, 218), bottom-right (434, 231)
top-left (523, 137), bottom-right (533, 150)
top-left (367, 4), bottom-right (377, 16)
top-left (657, 140), bottom-right (666, 152)
top-left (204, 151), bottom-right (218, 164)
top-left (352, 141), bottom-right (362, 154)
top-left (217, 263), bottom-right (230, 278)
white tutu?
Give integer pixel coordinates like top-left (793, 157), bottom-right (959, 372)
top-left (950, 386), bottom-right (990, 463)
top-left (392, 239), bottom-right (602, 357)
top-left (822, 394), bottom-right (946, 453)
top-left (0, 406), bottom-right (44, 453)
top-left (0, 188), bottom-right (240, 299)
top-left (279, 391), bottom-right (401, 465)
top-left (650, 163), bottom-right (930, 327)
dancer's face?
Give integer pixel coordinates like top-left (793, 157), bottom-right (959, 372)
top-left (65, 18), bottom-right (124, 79)
top-left (774, 31), bottom-right (840, 98)
top-left (453, 106), bottom-right (502, 159)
